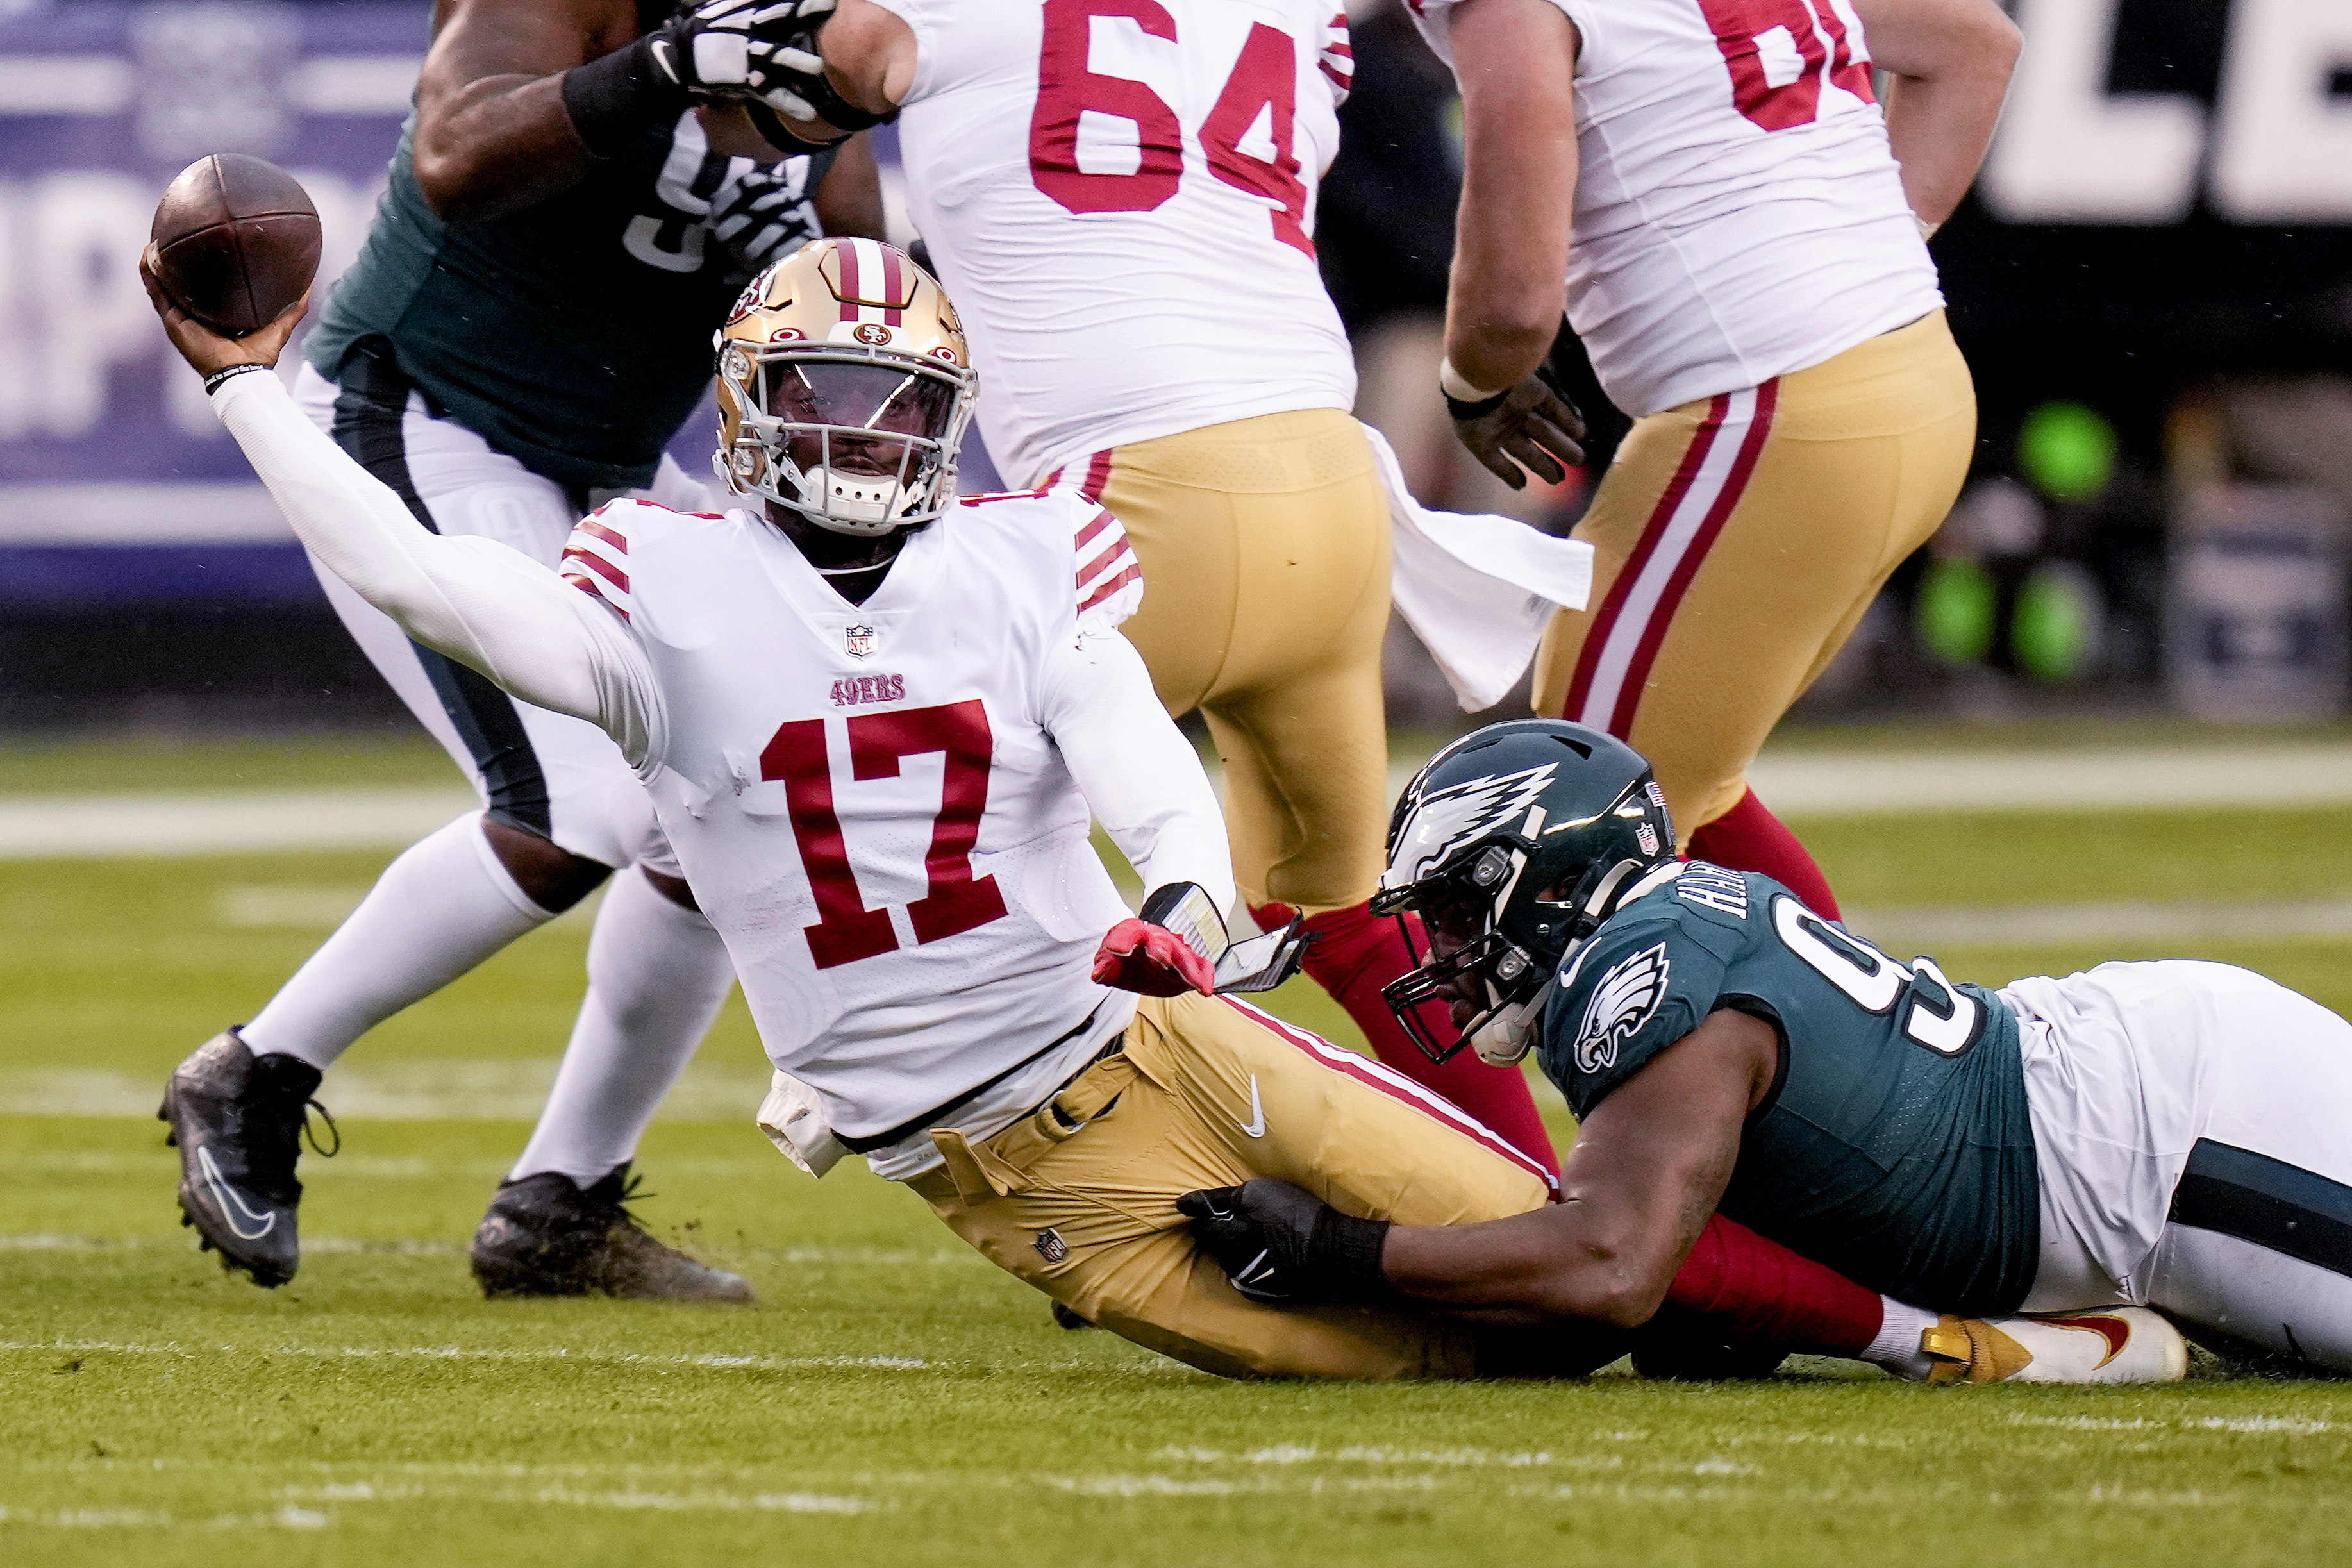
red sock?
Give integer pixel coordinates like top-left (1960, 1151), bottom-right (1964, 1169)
top-left (1255, 901), bottom-right (1562, 1178)
top-left (1666, 1212), bottom-right (1882, 1355)
top-left (1684, 787), bottom-right (1840, 919)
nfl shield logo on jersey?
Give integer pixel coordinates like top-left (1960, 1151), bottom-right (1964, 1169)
top-left (1033, 1228), bottom-right (1069, 1265)
top-left (844, 624), bottom-right (878, 658)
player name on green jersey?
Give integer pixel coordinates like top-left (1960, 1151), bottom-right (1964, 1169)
top-left (1542, 862), bottom-right (2039, 1315)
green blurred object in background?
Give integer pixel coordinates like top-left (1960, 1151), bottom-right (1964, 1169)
top-left (2012, 561), bottom-right (2101, 681)
top-left (1915, 556), bottom-right (1997, 664)
top-left (2019, 400), bottom-right (2117, 503)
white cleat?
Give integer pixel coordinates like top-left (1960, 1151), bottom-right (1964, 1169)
top-left (1921, 1307), bottom-right (2190, 1385)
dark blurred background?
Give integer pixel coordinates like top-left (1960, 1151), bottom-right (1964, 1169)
top-left (2, 0), bottom-right (2348, 734)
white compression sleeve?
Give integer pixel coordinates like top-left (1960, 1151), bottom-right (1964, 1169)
top-left (1042, 629), bottom-right (1236, 912)
top-left (208, 369), bottom-right (663, 763)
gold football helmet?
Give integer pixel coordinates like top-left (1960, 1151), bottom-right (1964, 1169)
top-left (713, 237), bottom-right (977, 537)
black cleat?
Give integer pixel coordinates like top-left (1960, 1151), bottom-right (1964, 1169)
top-left (1050, 1300), bottom-right (1095, 1330)
top-left (159, 1030), bottom-right (337, 1288)
top-left (468, 1164), bottom-right (754, 1303)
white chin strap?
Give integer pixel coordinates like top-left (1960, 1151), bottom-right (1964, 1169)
top-left (796, 463), bottom-right (909, 537)
top-left (1470, 976), bottom-right (1556, 1066)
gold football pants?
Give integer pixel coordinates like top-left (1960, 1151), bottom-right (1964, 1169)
top-left (1081, 408), bottom-right (1391, 914)
top-left (1533, 311), bottom-right (1976, 840)
top-left (908, 993), bottom-right (1553, 1380)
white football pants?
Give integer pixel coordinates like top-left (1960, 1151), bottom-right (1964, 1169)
top-left (2008, 960), bottom-right (2352, 1372)
top-left (293, 356), bottom-right (716, 866)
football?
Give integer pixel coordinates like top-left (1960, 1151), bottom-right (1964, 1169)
top-left (148, 153), bottom-right (322, 337)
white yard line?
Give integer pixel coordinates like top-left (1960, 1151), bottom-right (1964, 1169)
top-left (1853, 896), bottom-right (2352, 950)
top-left (6, 743), bottom-right (2352, 860)
top-left (0, 1060), bottom-right (769, 1119)
top-left (0, 787), bottom-right (476, 858)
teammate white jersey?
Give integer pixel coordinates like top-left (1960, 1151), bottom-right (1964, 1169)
top-left (1408, 0), bottom-right (1943, 417)
top-left (558, 477), bottom-right (1219, 1174)
top-left (871, 0), bottom-right (1359, 485)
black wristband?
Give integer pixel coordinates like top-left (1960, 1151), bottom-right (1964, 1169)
top-left (203, 363), bottom-right (267, 395)
top-left (1445, 388), bottom-right (1508, 422)
top-left (1308, 1206), bottom-right (1392, 1297)
top-left (561, 33), bottom-right (690, 158)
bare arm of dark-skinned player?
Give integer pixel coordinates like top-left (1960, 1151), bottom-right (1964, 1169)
top-left (412, 0), bottom-right (837, 222)
top-left (1851, 0), bottom-right (2020, 228)
top-left (1379, 1008), bottom-right (1780, 1328)
top-left (410, 0), bottom-right (637, 221)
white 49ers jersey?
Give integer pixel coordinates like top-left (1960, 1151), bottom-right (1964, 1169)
top-left (560, 478), bottom-right (1222, 1175)
top-left (870, 0), bottom-right (1359, 486)
top-left (1409, 0), bottom-right (1942, 417)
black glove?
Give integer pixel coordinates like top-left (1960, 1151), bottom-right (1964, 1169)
top-left (1447, 365), bottom-right (1587, 490)
top-left (1176, 1179), bottom-right (1389, 1305)
top-left (563, 0), bottom-right (888, 158)
top-left (710, 159), bottom-right (822, 272)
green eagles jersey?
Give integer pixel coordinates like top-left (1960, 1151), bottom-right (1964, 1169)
top-left (1540, 862), bottom-right (2040, 1315)
top-left (307, 111), bottom-right (831, 492)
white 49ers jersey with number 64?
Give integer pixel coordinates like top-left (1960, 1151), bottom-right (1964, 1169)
top-left (1410, 0), bottom-right (1943, 418)
top-left (870, 0), bottom-right (1359, 486)
top-left (559, 478), bottom-right (1221, 1170)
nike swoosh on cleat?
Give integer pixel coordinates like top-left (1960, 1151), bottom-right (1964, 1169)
top-left (196, 1147), bottom-right (279, 1242)
top-left (2037, 1313), bottom-right (2133, 1368)
top-left (1240, 1075), bottom-right (1266, 1138)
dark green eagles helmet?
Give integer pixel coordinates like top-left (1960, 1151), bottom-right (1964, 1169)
top-left (1372, 719), bottom-right (1676, 1064)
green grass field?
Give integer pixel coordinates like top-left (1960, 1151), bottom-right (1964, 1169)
top-left (7, 731), bottom-right (2352, 1566)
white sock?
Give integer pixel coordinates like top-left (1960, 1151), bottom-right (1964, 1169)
top-left (1862, 1297), bottom-right (1944, 1380)
top-left (507, 865), bottom-right (736, 1187)
top-left (240, 813), bottom-right (555, 1071)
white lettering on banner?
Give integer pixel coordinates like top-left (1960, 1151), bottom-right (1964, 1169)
top-left (0, 182), bottom-right (23, 442)
top-left (1980, 0), bottom-right (2205, 223)
top-left (28, 172), bottom-right (153, 440)
top-left (0, 171), bottom-right (379, 443)
top-left (1983, 0), bottom-right (2352, 223)
top-left (2210, 0), bottom-right (2352, 222)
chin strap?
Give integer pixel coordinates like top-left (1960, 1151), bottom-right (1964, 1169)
top-left (1469, 975), bottom-right (1555, 1065)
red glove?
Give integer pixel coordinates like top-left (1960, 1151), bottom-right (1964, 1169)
top-left (1092, 918), bottom-right (1217, 997)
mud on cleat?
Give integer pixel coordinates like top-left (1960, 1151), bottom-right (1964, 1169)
top-left (158, 1030), bottom-right (337, 1288)
top-left (1921, 1307), bottom-right (2190, 1385)
top-left (468, 1163), bottom-right (755, 1303)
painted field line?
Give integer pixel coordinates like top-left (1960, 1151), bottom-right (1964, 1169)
top-left (0, 1337), bottom-right (930, 1372)
top-left (0, 787), bottom-right (476, 858)
top-left (0, 1058), bottom-right (771, 1119)
top-left (1851, 895), bottom-right (2352, 949)
top-left (1747, 744), bottom-right (2352, 815)
top-left (8, 741), bottom-right (2352, 861)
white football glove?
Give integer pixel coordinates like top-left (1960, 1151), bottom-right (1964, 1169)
top-left (649, 0), bottom-right (888, 130)
top-left (709, 158), bottom-right (821, 272)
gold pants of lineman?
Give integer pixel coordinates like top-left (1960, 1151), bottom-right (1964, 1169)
top-left (1096, 408), bottom-right (1392, 915)
top-left (908, 993), bottom-right (1551, 1380)
top-left (1533, 310), bottom-right (1976, 840)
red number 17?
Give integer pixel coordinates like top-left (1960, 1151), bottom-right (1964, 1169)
top-left (760, 699), bottom-right (1008, 970)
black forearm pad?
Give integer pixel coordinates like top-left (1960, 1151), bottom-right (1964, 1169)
top-left (561, 33), bottom-right (690, 158)
top-left (1308, 1206), bottom-right (1392, 1297)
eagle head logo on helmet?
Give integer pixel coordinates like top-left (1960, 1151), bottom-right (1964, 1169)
top-left (712, 238), bottom-right (978, 538)
top-left (1371, 720), bottom-right (1677, 1066)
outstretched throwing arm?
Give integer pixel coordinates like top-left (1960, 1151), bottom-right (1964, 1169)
top-left (145, 270), bottom-right (662, 762)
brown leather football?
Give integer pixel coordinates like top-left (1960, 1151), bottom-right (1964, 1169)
top-left (150, 154), bottom-right (322, 337)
